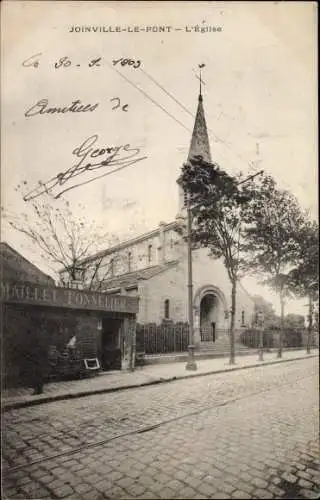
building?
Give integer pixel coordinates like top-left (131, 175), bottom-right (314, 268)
top-left (75, 89), bottom-right (255, 349)
top-left (1, 243), bottom-right (139, 388)
top-left (0, 242), bottom-right (55, 285)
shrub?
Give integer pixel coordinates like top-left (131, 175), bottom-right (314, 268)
top-left (282, 329), bottom-right (303, 347)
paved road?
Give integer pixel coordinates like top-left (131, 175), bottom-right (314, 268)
top-left (3, 357), bottom-right (319, 499)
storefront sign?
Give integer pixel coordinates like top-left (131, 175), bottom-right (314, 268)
top-left (1, 281), bottom-right (139, 314)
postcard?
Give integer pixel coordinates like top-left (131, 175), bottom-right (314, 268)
top-left (1, 3), bottom-right (318, 500)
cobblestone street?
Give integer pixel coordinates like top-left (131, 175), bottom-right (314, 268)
top-left (3, 357), bottom-right (319, 499)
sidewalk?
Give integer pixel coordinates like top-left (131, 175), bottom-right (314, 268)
top-left (2, 349), bottom-right (318, 411)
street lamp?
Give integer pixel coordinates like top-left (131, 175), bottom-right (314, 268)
top-left (257, 311), bottom-right (264, 361)
top-left (185, 194), bottom-right (197, 371)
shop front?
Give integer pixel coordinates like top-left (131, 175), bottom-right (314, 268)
top-left (1, 281), bottom-right (139, 388)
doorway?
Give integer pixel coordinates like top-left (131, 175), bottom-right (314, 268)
top-left (101, 318), bottom-right (122, 371)
top-left (200, 294), bottom-right (217, 342)
top-left (211, 322), bottom-right (216, 342)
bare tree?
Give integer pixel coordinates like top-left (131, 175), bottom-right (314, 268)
top-left (3, 186), bottom-right (121, 289)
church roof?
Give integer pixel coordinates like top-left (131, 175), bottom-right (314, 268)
top-left (187, 94), bottom-right (211, 164)
top-left (100, 260), bottom-right (179, 291)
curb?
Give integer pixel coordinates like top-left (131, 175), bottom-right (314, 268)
top-left (2, 353), bottom-right (317, 411)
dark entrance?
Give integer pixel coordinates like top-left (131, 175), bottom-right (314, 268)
top-left (211, 322), bottom-right (216, 342)
top-left (200, 294), bottom-right (217, 342)
top-left (101, 318), bottom-right (123, 371)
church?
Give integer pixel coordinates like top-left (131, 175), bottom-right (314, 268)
top-left (77, 88), bottom-right (255, 350)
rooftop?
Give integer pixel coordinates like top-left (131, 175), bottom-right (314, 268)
top-left (100, 260), bottom-right (179, 291)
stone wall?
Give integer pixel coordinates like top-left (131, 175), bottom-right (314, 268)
top-left (137, 262), bottom-right (187, 324)
top-left (136, 248), bottom-right (254, 329)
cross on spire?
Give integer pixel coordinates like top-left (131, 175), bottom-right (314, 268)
top-left (198, 63), bottom-right (205, 98)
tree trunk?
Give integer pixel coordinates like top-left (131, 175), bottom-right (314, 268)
top-left (229, 279), bottom-right (237, 365)
top-left (307, 294), bottom-right (313, 354)
top-left (277, 290), bottom-right (285, 358)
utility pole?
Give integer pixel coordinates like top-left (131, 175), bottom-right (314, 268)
top-left (307, 295), bottom-right (313, 354)
top-left (186, 194), bottom-right (197, 371)
top-left (257, 311), bottom-right (264, 361)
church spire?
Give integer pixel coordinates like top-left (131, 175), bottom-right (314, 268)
top-left (177, 65), bottom-right (212, 215)
top-left (187, 64), bottom-right (211, 164)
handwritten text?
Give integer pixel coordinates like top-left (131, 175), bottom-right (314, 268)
top-left (23, 134), bottom-right (147, 201)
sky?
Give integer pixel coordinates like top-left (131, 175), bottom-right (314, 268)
top-left (1, 1), bottom-right (318, 318)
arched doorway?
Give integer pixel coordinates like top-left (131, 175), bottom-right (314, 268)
top-left (200, 294), bottom-right (219, 342)
top-left (194, 285), bottom-right (228, 345)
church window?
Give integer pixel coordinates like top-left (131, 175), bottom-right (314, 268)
top-left (164, 299), bottom-right (170, 319)
top-left (148, 244), bottom-right (152, 263)
top-left (128, 252), bottom-right (132, 272)
top-left (241, 310), bottom-right (245, 326)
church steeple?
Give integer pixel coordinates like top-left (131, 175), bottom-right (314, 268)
top-left (187, 66), bottom-right (211, 163)
top-left (186, 94), bottom-right (211, 164)
top-left (177, 66), bottom-right (211, 213)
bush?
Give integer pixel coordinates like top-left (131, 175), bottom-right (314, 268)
top-left (283, 329), bottom-right (303, 347)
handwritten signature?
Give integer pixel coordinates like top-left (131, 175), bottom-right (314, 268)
top-left (23, 135), bottom-right (147, 201)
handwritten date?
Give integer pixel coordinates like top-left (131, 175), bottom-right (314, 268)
top-left (22, 53), bottom-right (141, 69)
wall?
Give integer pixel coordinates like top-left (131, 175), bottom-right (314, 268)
top-left (137, 261), bottom-right (187, 324)
top-left (96, 234), bottom-right (161, 278)
top-left (77, 221), bottom-right (254, 332)
top-left (2, 304), bottom-right (103, 386)
top-left (192, 248), bottom-right (254, 330)
top-left (2, 303), bottom-right (137, 388)
top-left (86, 224), bottom-right (183, 284)
top-left (1, 243), bottom-right (55, 285)
top-left (136, 245), bottom-right (254, 332)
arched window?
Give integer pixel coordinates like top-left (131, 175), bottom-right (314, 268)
top-left (128, 252), bottom-right (132, 272)
top-left (148, 244), bottom-right (152, 264)
top-left (164, 299), bottom-right (170, 319)
top-left (241, 310), bottom-right (245, 326)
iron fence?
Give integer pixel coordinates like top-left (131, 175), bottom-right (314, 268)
top-left (136, 322), bottom-right (317, 356)
top-left (136, 323), bottom-right (231, 355)
top-left (136, 322), bottom-right (189, 354)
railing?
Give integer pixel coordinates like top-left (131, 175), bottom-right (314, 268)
top-left (136, 322), bottom-right (189, 355)
top-left (136, 323), bottom-right (230, 355)
top-left (136, 323), bottom-right (318, 357)
top-left (200, 327), bottom-right (229, 343)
